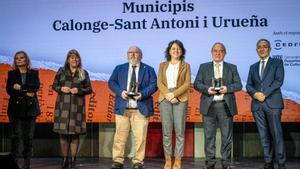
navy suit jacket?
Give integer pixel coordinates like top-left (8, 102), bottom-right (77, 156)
top-left (246, 57), bottom-right (284, 111)
top-left (194, 61), bottom-right (242, 116)
top-left (108, 62), bottom-right (157, 116)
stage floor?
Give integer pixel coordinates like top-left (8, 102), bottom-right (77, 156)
top-left (16, 158), bottom-right (300, 169)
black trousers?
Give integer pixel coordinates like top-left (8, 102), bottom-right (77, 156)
top-left (9, 116), bottom-right (36, 159)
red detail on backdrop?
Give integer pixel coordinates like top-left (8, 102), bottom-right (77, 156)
top-left (1, 64), bottom-right (300, 123)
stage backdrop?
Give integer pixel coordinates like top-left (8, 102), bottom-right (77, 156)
top-left (0, 0), bottom-right (299, 123)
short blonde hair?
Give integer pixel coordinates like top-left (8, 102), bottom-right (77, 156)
top-left (12, 51), bottom-right (31, 69)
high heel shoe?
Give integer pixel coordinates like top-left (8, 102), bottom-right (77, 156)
top-left (61, 157), bottom-right (68, 169)
top-left (70, 157), bottom-right (76, 169)
top-left (22, 158), bottom-right (30, 169)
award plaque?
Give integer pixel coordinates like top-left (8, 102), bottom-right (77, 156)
top-left (212, 77), bottom-right (223, 94)
top-left (127, 81), bottom-right (138, 98)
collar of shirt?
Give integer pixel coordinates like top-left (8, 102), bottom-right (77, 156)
top-left (260, 56), bottom-right (270, 64)
top-left (213, 61), bottom-right (223, 67)
top-left (129, 63), bottom-right (140, 68)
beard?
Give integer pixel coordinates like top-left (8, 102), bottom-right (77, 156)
top-left (128, 58), bottom-right (140, 65)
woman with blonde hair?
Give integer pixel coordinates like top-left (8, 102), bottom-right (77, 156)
top-left (52, 49), bottom-right (92, 169)
top-left (6, 51), bottom-right (40, 169)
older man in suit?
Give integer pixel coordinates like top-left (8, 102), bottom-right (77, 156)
top-left (108, 46), bottom-right (157, 169)
top-left (194, 42), bottom-right (242, 169)
top-left (246, 39), bottom-right (286, 169)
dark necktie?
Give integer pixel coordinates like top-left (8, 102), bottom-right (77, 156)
top-left (260, 60), bottom-right (265, 79)
top-left (131, 65), bottom-right (137, 83)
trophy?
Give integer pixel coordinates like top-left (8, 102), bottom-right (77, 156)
top-left (127, 81), bottom-right (138, 99)
top-left (212, 77), bottom-right (223, 95)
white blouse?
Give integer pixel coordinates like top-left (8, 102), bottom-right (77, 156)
top-left (166, 61), bottom-right (180, 89)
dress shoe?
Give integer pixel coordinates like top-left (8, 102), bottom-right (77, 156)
top-left (203, 166), bottom-right (215, 169)
top-left (111, 161), bottom-right (124, 169)
top-left (278, 163), bottom-right (286, 169)
top-left (222, 165), bottom-right (232, 169)
top-left (132, 162), bottom-right (144, 169)
top-left (261, 162), bottom-right (274, 169)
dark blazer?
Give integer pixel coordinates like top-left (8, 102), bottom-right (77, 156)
top-left (108, 62), bottom-right (157, 117)
top-left (246, 57), bottom-right (284, 111)
top-left (194, 61), bottom-right (242, 116)
top-left (6, 68), bottom-right (40, 118)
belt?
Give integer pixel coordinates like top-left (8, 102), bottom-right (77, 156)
top-left (212, 100), bottom-right (225, 103)
top-left (126, 107), bottom-right (138, 110)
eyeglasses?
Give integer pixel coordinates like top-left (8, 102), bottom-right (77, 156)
top-left (128, 52), bottom-right (140, 54)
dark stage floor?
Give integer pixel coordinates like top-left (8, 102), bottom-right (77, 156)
top-left (16, 158), bottom-right (300, 169)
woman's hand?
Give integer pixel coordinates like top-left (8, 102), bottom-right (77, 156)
top-left (165, 92), bottom-right (175, 101)
top-left (26, 92), bottom-right (35, 97)
top-left (170, 98), bottom-right (179, 104)
top-left (61, 86), bottom-right (71, 93)
top-left (13, 83), bottom-right (21, 90)
top-left (70, 88), bottom-right (78, 94)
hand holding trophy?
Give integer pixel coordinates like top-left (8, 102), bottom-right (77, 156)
top-left (127, 81), bottom-right (138, 99)
top-left (212, 77), bottom-right (223, 95)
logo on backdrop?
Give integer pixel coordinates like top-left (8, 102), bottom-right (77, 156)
top-left (274, 39), bottom-right (300, 50)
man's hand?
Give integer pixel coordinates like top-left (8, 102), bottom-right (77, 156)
top-left (121, 90), bottom-right (129, 100)
top-left (61, 86), bottom-right (71, 93)
top-left (219, 86), bottom-right (227, 94)
top-left (254, 92), bottom-right (266, 102)
top-left (208, 87), bottom-right (217, 95)
top-left (133, 92), bottom-right (142, 101)
top-left (165, 92), bottom-right (175, 101)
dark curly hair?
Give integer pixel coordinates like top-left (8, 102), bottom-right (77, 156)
top-left (165, 40), bottom-right (186, 61)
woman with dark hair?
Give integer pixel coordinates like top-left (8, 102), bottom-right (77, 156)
top-left (6, 51), bottom-right (40, 169)
top-left (52, 49), bottom-right (92, 169)
top-left (157, 40), bottom-right (191, 169)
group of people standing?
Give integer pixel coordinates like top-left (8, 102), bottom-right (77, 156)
top-left (6, 39), bottom-right (286, 169)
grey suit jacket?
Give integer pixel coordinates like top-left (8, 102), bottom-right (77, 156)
top-left (194, 61), bottom-right (242, 116)
top-left (246, 58), bottom-right (284, 111)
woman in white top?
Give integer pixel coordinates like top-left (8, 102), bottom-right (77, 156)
top-left (157, 40), bottom-right (191, 169)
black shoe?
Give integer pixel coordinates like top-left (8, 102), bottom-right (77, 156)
top-left (222, 165), bottom-right (232, 169)
top-left (111, 162), bottom-right (124, 169)
top-left (278, 163), bottom-right (286, 169)
top-left (261, 163), bottom-right (274, 169)
top-left (203, 166), bottom-right (215, 169)
top-left (70, 158), bottom-right (77, 169)
top-left (61, 157), bottom-right (69, 169)
top-left (22, 158), bottom-right (30, 169)
top-left (21, 165), bottom-right (30, 169)
top-left (132, 163), bottom-right (144, 169)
